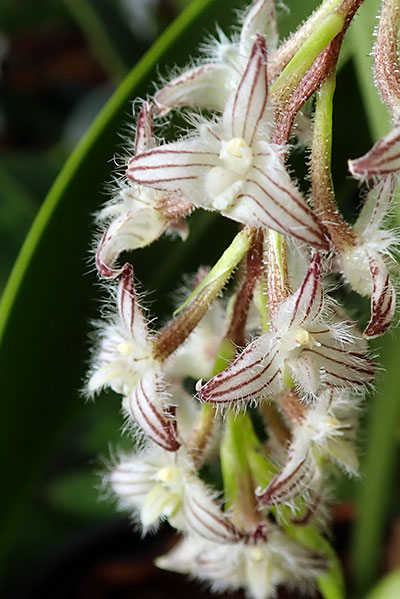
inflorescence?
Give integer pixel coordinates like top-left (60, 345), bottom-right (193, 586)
top-left (87, 1), bottom-right (400, 597)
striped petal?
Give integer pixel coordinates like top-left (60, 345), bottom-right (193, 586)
top-left (348, 121), bottom-right (400, 179)
top-left (117, 263), bottom-right (148, 342)
top-left (354, 177), bottom-right (395, 236)
top-left (239, 154), bottom-right (328, 249)
top-left (135, 101), bottom-right (156, 155)
top-left (240, 0), bottom-right (278, 54)
top-left (155, 63), bottom-right (231, 115)
top-left (274, 254), bottom-right (324, 332)
top-left (303, 329), bottom-right (375, 388)
top-left (110, 458), bottom-right (155, 504)
top-left (126, 139), bottom-right (219, 208)
top-left (257, 436), bottom-right (318, 505)
top-left (182, 479), bottom-right (240, 543)
top-left (364, 253), bottom-right (396, 338)
top-left (123, 370), bottom-right (180, 452)
top-left (225, 35), bottom-right (268, 146)
top-left (198, 334), bottom-right (283, 405)
top-left (96, 206), bottom-right (165, 279)
top-left (287, 354), bottom-right (321, 395)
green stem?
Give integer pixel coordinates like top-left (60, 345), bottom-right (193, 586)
top-left (312, 72), bottom-right (356, 250)
top-left (270, 11), bottom-right (344, 102)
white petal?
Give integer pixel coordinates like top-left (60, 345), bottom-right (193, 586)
top-left (110, 459), bottom-right (155, 504)
top-left (155, 63), bottom-right (232, 114)
top-left (364, 253), bottom-right (396, 338)
top-left (274, 254), bottom-right (324, 332)
top-left (155, 537), bottom-right (205, 574)
top-left (198, 334), bottom-right (282, 405)
top-left (304, 329), bottom-right (375, 387)
top-left (257, 436), bottom-right (317, 505)
top-left (354, 177), bottom-right (395, 236)
top-left (348, 121), bottom-right (400, 179)
top-left (238, 152), bottom-right (328, 249)
top-left (141, 484), bottom-right (181, 527)
top-left (240, 0), bottom-right (278, 54)
top-left (225, 35), bottom-right (268, 146)
top-left (134, 101), bottom-right (156, 155)
top-left (325, 437), bottom-right (359, 474)
top-left (182, 478), bottom-right (240, 543)
top-left (287, 354), bottom-right (321, 395)
top-left (126, 139), bottom-right (219, 208)
top-left (96, 206), bottom-right (165, 279)
top-left (123, 371), bottom-right (180, 451)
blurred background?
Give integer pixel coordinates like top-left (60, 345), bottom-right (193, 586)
top-left (0, 0), bottom-right (398, 597)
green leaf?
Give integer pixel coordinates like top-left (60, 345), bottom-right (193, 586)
top-left (0, 0), bottom-right (247, 574)
top-left (366, 570), bottom-right (400, 599)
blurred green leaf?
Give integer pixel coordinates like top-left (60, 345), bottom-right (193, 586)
top-left (366, 570), bottom-right (400, 599)
top-left (47, 470), bottom-right (116, 520)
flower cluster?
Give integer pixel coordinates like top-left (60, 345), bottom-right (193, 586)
top-left (87, 0), bottom-right (399, 597)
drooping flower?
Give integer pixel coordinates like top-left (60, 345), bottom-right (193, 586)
top-left (337, 177), bottom-right (397, 338)
top-left (198, 255), bottom-right (374, 406)
top-left (87, 263), bottom-right (180, 451)
top-left (156, 526), bottom-right (325, 599)
top-left (109, 444), bottom-right (240, 542)
top-left (96, 101), bottom-right (191, 279)
top-left (258, 389), bottom-right (360, 507)
top-left (348, 122), bottom-right (400, 180)
top-left (127, 37), bottom-right (328, 250)
top-left (155, 0), bottom-right (278, 115)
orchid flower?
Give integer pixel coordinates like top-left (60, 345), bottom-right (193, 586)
top-left (156, 526), bottom-right (325, 599)
top-left (199, 255), bottom-right (374, 406)
top-left (87, 263), bottom-right (179, 451)
top-left (258, 389), bottom-right (360, 507)
top-left (110, 444), bottom-right (240, 543)
top-left (127, 37), bottom-right (328, 250)
top-left (155, 0), bottom-right (278, 115)
top-left (96, 101), bottom-right (191, 280)
top-left (338, 177), bottom-right (397, 338)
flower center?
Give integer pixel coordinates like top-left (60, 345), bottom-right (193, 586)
top-left (249, 547), bottom-right (264, 563)
top-left (156, 465), bottom-right (182, 487)
top-left (294, 328), bottom-right (314, 347)
top-left (205, 137), bottom-right (253, 211)
top-left (220, 137), bottom-right (253, 175)
top-left (117, 341), bottom-right (134, 355)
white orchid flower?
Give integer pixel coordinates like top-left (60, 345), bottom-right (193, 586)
top-left (198, 255), bottom-right (374, 406)
top-left (156, 526), bottom-right (325, 599)
top-left (110, 445), bottom-right (240, 542)
top-left (258, 389), bottom-right (360, 507)
top-left (127, 37), bottom-right (327, 250)
top-left (96, 101), bottom-right (191, 279)
top-left (88, 263), bottom-right (179, 451)
top-left (155, 0), bottom-right (278, 115)
top-left (338, 177), bottom-right (397, 338)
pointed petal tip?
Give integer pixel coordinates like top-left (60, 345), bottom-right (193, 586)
top-left (135, 101), bottom-right (155, 155)
top-left (95, 229), bottom-right (124, 279)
